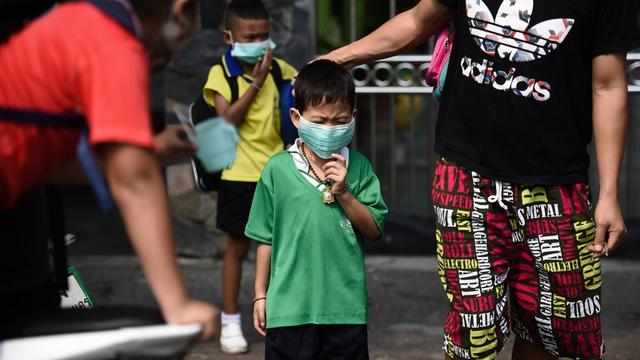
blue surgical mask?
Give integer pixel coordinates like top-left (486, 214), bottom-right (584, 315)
top-left (297, 110), bottom-right (356, 159)
top-left (228, 32), bottom-right (277, 64)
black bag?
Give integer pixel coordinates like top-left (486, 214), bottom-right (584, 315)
top-left (189, 95), bottom-right (223, 192)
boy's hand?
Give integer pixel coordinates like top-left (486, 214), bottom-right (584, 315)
top-left (323, 154), bottom-right (348, 195)
top-left (253, 298), bottom-right (267, 336)
top-left (163, 298), bottom-right (220, 341)
top-left (252, 47), bottom-right (272, 88)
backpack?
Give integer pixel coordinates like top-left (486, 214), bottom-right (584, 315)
top-left (426, 24), bottom-right (455, 102)
top-left (189, 58), bottom-right (296, 192)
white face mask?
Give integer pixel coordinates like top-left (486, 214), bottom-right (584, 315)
top-left (297, 110), bottom-right (356, 159)
top-left (226, 31), bottom-right (277, 64)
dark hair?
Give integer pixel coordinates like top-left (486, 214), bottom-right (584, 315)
top-left (223, 0), bottom-right (270, 30)
top-left (130, 0), bottom-right (173, 19)
top-left (294, 60), bottom-right (355, 113)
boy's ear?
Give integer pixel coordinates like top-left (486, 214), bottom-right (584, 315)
top-left (352, 108), bottom-right (358, 120)
top-left (289, 108), bottom-right (301, 129)
top-left (222, 30), bottom-right (233, 46)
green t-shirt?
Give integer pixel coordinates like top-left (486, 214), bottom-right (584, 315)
top-left (245, 144), bottom-right (388, 328)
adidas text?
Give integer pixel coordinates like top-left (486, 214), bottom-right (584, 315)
top-left (460, 56), bottom-right (551, 102)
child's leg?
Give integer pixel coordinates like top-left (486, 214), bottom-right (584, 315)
top-left (216, 180), bottom-right (258, 313)
top-left (216, 180), bottom-right (257, 353)
top-left (222, 234), bottom-right (250, 314)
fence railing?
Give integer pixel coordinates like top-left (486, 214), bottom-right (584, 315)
top-left (351, 54), bottom-right (640, 219)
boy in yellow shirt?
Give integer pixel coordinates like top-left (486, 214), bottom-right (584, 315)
top-left (202, 0), bottom-right (296, 354)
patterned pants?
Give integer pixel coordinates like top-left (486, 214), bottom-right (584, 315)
top-left (432, 159), bottom-right (604, 360)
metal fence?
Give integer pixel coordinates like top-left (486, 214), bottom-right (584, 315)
top-left (349, 54), bottom-right (640, 220)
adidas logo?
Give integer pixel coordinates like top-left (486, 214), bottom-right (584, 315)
top-left (466, 0), bottom-right (574, 62)
top-left (460, 56), bottom-right (551, 101)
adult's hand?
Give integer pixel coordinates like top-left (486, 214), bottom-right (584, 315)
top-left (590, 195), bottom-right (627, 257)
top-left (154, 124), bottom-right (197, 165)
top-left (163, 298), bottom-right (220, 341)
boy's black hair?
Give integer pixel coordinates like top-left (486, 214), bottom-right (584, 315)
top-left (294, 60), bottom-right (356, 113)
top-left (224, 0), bottom-right (270, 30)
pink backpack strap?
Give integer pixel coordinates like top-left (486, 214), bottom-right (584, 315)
top-left (426, 25), bottom-right (455, 87)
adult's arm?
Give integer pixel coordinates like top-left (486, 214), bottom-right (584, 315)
top-left (102, 143), bottom-right (219, 339)
top-left (589, 53), bottom-right (628, 257)
top-left (320, 0), bottom-right (454, 68)
top-left (46, 124), bottom-right (198, 185)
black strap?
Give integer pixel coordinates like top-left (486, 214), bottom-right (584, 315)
top-left (0, 107), bottom-right (84, 128)
top-left (192, 95), bottom-right (218, 124)
top-left (270, 59), bottom-right (284, 88)
top-left (223, 67), bottom-right (239, 104)
top-left (45, 188), bottom-right (68, 292)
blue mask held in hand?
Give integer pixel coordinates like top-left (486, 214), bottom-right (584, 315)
top-left (228, 32), bottom-right (277, 64)
top-left (297, 110), bottom-right (355, 159)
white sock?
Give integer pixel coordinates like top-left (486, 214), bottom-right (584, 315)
top-left (221, 312), bottom-right (241, 325)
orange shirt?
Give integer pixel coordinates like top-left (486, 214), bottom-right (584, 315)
top-left (0, 2), bottom-right (154, 209)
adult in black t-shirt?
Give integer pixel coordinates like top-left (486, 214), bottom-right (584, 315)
top-left (320, 0), bottom-right (640, 359)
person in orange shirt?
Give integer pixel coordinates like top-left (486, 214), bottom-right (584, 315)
top-left (0, 0), bottom-right (218, 340)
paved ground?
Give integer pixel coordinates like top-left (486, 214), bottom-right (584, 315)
top-left (68, 255), bottom-right (640, 360)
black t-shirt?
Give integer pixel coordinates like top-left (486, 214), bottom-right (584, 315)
top-left (435, 0), bottom-right (640, 184)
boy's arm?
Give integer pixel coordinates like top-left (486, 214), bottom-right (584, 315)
top-left (101, 143), bottom-right (219, 340)
top-left (214, 49), bottom-right (273, 126)
top-left (337, 192), bottom-right (381, 240)
top-left (319, 0), bottom-right (454, 68)
top-left (254, 243), bottom-right (272, 336)
top-left (590, 53), bottom-right (628, 257)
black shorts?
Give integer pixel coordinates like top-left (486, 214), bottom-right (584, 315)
top-left (265, 324), bottom-right (369, 360)
top-left (216, 180), bottom-right (257, 236)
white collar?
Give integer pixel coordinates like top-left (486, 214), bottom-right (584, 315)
top-left (287, 138), bottom-right (350, 190)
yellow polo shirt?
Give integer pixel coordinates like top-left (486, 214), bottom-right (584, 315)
top-left (203, 53), bottom-right (297, 182)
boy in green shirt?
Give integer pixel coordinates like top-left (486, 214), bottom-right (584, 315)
top-left (245, 60), bottom-right (388, 359)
